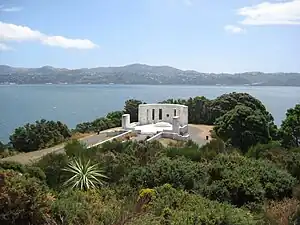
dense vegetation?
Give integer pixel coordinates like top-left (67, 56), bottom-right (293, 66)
top-left (9, 119), bottom-right (71, 152)
top-left (75, 110), bottom-right (123, 134)
top-left (1, 93), bottom-right (299, 224)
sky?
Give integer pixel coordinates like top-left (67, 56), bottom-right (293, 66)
top-left (0, 0), bottom-right (299, 73)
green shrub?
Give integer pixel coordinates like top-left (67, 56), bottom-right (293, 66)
top-left (0, 161), bottom-right (46, 181)
top-left (247, 142), bottom-right (300, 181)
top-left (202, 154), bottom-right (297, 206)
top-left (143, 184), bottom-right (259, 225)
top-left (51, 189), bottom-right (124, 225)
top-left (64, 139), bottom-right (87, 158)
top-left (0, 170), bottom-right (54, 225)
top-left (34, 153), bottom-right (69, 189)
top-left (166, 147), bottom-right (202, 161)
top-left (25, 166), bottom-right (46, 181)
top-left (0, 161), bottom-right (26, 173)
top-left (128, 157), bottom-right (207, 190)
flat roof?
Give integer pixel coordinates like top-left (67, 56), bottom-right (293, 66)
top-left (134, 123), bottom-right (173, 135)
top-left (139, 103), bottom-right (187, 108)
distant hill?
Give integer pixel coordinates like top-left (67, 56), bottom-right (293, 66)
top-left (0, 64), bottom-right (299, 86)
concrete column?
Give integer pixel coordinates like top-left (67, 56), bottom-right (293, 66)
top-left (172, 116), bottom-right (180, 134)
top-left (122, 114), bottom-right (130, 129)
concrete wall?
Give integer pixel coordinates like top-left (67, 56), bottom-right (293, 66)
top-left (147, 132), bottom-right (163, 142)
top-left (122, 114), bottom-right (130, 129)
top-left (179, 125), bottom-right (188, 135)
top-left (146, 131), bottom-right (190, 142)
top-left (161, 132), bottom-right (190, 141)
top-left (88, 130), bottom-right (132, 148)
top-left (105, 130), bottom-right (126, 137)
top-left (138, 104), bottom-right (188, 126)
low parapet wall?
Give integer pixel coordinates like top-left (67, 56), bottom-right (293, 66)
top-left (147, 132), bottom-right (163, 142)
top-left (105, 130), bottom-right (126, 137)
top-left (179, 125), bottom-right (188, 135)
top-left (88, 130), bottom-right (132, 148)
top-left (162, 132), bottom-right (190, 141)
top-left (146, 131), bottom-right (189, 142)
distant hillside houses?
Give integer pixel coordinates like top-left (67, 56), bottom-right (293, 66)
top-left (0, 64), bottom-right (299, 86)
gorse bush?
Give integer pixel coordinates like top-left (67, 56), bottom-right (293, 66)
top-left (128, 157), bottom-right (207, 190)
top-left (0, 170), bottom-right (54, 225)
top-left (264, 198), bottom-right (300, 225)
top-left (247, 142), bottom-right (300, 181)
top-left (143, 184), bottom-right (259, 225)
top-left (51, 189), bottom-right (124, 225)
top-left (166, 138), bottom-right (238, 162)
top-left (0, 161), bottom-right (46, 181)
top-left (202, 154), bottom-right (296, 206)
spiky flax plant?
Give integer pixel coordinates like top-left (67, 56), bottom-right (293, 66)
top-left (63, 158), bottom-right (108, 190)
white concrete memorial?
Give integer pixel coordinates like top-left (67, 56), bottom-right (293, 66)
top-left (122, 104), bottom-right (189, 137)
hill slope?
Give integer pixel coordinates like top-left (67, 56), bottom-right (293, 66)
top-left (0, 64), bottom-right (299, 86)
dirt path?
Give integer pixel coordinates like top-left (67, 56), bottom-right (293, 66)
top-left (188, 124), bottom-right (214, 146)
top-left (189, 124), bottom-right (214, 140)
top-left (0, 129), bottom-right (122, 164)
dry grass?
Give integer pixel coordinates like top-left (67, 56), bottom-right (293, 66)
top-left (265, 198), bottom-right (299, 225)
top-left (115, 132), bottom-right (137, 142)
top-left (71, 132), bottom-right (94, 140)
top-left (158, 138), bottom-right (185, 147)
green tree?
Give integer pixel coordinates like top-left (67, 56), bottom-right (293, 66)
top-left (280, 104), bottom-right (300, 147)
top-left (9, 119), bottom-right (71, 152)
top-left (124, 99), bottom-right (144, 122)
top-left (214, 105), bottom-right (271, 152)
top-left (63, 158), bottom-right (108, 190)
top-left (91, 117), bottom-right (113, 134)
top-left (106, 110), bottom-right (123, 127)
top-left (0, 141), bottom-right (4, 151)
top-left (75, 122), bottom-right (92, 133)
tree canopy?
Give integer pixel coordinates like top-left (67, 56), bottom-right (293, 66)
top-left (9, 119), bottom-right (71, 152)
top-left (123, 99), bottom-right (144, 122)
top-left (214, 105), bottom-right (271, 152)
top-left (0, 141), bottom-right (4, 151)
top-left (280, 104), bottom-right (300, 147)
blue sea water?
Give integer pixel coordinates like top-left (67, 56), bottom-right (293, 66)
top-left (1, 84), bottom-right (299, 142)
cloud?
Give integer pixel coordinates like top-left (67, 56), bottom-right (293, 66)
top-left (42, 36), bottom-right (98, 49)
top-left (0, 21), bottom-right (98, 49)
top-left (0, 6), bottom-right (22, 12)
top-left (224, 25), bottom-right (246, 34)
top-left (0, 43), bottom-right (13, 51)
top-left (238, 0), bottom-right (300, 25)
top-left (0, 22), bottom-right (43, 41)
